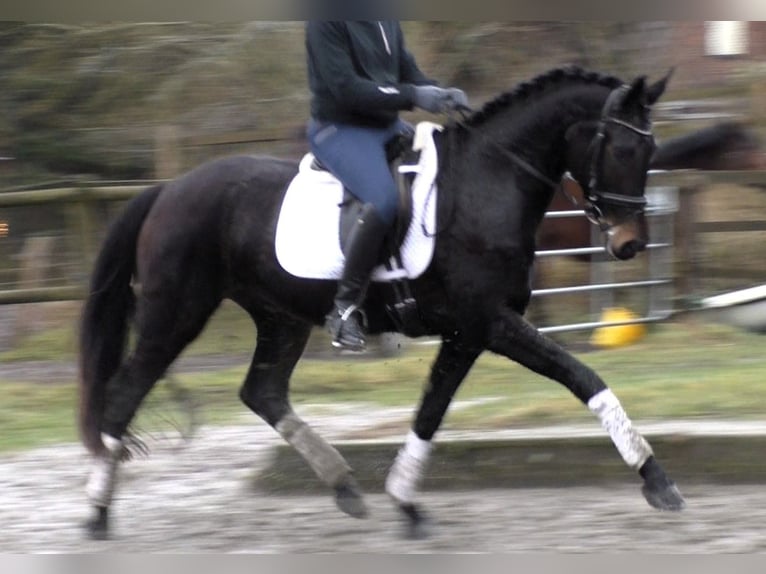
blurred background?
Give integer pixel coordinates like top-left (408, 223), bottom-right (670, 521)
top-left (1, 21), bottom-right (765, 453)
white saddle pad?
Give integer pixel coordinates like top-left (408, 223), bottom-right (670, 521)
top-left (275, 122), bottom-right (442, 281)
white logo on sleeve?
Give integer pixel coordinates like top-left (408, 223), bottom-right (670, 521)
top-left (378, 86), bottom-right (401, 95)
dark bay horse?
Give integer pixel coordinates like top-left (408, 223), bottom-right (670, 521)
top-left (79, 66), bottom-right (684, 540)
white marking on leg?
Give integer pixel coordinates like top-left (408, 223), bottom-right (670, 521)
top-left (385, 430), bottom-right (432, 504)
top-left (85, 433), bottom-right (123, 507)
top-left (588, 388), bottom-right (653, 468)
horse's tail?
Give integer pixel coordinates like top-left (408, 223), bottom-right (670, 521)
top-left (78, 184), bottom-right (163, 456)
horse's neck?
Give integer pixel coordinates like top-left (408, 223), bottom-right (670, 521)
top-left (450, 89), bottom-right (599, 204)
top-left (482, 88), bottom-right (604, 171)
top-left (438, 85), bottom-right (607, 254)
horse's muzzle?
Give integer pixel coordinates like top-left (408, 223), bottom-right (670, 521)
top-left (609, 237), bottom-right (646, 260)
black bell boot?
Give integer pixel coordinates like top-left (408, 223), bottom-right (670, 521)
top-left (326, 203), bottom-right (389, 351)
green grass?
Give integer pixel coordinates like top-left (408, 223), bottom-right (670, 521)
top-left (0, 382), bottom-right (80, 452)
top-left (447, 323), bottom-right (766, 428)
top-left (0, 300), bottom-right (258, 363)
top-left (0, 324), bottom-right (79, 362)
top-left (1, 318), bottom-right (765, 454)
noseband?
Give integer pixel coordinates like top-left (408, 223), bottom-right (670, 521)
top-left (584, 85), bottom-right (655, 230)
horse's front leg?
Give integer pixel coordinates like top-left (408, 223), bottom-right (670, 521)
top-left (386, 338), bottom-right (481, 538)
top-left (487, 307), bottom-right (685, 511)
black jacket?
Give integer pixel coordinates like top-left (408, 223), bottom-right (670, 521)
top-left (306, 21), bottom-right (437, 127)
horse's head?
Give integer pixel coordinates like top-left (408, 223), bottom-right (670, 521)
top-left (565, 71), bottom-right (671, 260)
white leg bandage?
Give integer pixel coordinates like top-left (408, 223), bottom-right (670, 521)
top-left (588, 389), bottom-right (653, 469)
top-left (385, 430), bottom-right (433, 504)
top-left (86, 433), bottom-right (123, 507)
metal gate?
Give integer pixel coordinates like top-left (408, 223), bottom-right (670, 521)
top-left (532, 185), bottom-right (679, 334)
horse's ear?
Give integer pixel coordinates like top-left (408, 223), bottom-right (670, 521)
top-left (623, 76), bottom-right (647, 108)
top-left (645, 68), bottom-right (674, 106)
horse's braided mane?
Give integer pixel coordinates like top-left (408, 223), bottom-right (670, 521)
top-left (465, 65), bottom-right (624, 127)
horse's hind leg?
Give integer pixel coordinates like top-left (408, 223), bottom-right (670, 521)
top-left (488, 307), bottom-right (685, 511)
top-left (239, 310), bottom-right (367, 518)
top-left (85, 289), bottom-right (220, 539)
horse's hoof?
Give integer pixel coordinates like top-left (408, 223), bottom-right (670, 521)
top-left (399, 503), bottom-right (431, 540)
top-left (84, 506), bottom-right (110, 540)
top-left (642, 481), bottom-right (686, 511)
top-left (334, 478), bottom-right (368, 519)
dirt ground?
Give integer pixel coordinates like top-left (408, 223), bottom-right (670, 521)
top-left (3, 415), bottom-right (766, 554)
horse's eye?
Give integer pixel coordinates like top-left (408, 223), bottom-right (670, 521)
top-left (611, 145), bottom-right (635, 161)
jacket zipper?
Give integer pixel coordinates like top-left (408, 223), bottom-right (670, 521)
top-left (377, 21), bottom-right (391, 56)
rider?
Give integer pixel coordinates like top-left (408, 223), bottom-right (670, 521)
top-left (306, 20), bottom-right (468, 352)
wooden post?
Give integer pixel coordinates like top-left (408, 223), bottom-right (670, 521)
top-left (17, 236), bottom-right (56, 288)
top-left (12, 235), bottom-right (57, 340)
top-left (77, 195), bottom-right (98, 279)
top-left (155, 125), bottom-right (181, 179)
top-left (675, 184), bottom-right (701, 299)
top-left (751, 76), bottom-right (766, 124)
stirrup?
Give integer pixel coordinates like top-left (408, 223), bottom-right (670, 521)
top-left (327, 305), bottom-right (367, 352)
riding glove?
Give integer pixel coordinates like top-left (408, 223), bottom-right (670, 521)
top-left (413, 85), bottom-right (469, 113)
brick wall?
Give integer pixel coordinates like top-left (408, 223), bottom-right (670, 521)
top-left (670, 22), bottom-right (766, 91)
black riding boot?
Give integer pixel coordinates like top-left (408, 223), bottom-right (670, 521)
top-left (326, 203), bottom-right (389, 352)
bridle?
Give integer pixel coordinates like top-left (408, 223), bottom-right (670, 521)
top-left (583, 84), bottom-right (655, 230)
top-left (449, 84), bottom-right (656, 232)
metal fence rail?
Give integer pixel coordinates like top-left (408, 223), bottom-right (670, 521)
top-left (1, 170), bottom-right (765, 336)
top-left (532, 279), bottom-right (671, 297)
top-left (538, 314), bottom-right (669, 335)
top-left (535, 243), bottom-right (671, 258)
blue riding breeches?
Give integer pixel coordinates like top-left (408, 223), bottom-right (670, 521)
top-left (307, 118), bottom-right (413, 226)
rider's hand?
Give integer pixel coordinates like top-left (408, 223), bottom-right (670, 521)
top-left (413, 85), bottom-right (468, 114)
top-left (445, 87), bottom-right (469, 110)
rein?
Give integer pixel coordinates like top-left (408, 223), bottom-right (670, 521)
top-left (447, 85), bottom-right (655, 231)
top-left (450, 105), bottom-right (561, 190)
top-left (421, 106), bottom-right (565, 239)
